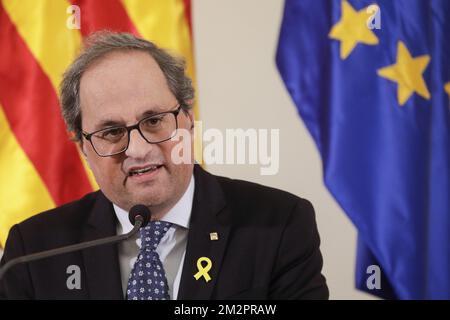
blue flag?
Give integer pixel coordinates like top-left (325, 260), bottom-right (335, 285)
top-left (276, 0), bottom-right (450, 299)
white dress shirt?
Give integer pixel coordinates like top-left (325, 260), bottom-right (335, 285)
top-left (113, 175), bottom-right (194, 300)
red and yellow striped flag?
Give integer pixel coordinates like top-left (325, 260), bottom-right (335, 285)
top-left (0, 0), bottom-right (196, 247)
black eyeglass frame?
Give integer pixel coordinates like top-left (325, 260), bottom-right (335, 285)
top-left (82, 105), bottom-right (182, 157)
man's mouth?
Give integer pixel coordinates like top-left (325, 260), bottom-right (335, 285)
top-left (128, 165), bottom-right (163, 177)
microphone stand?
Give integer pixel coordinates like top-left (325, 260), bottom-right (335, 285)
top-left (0, 215), bottom-right (145, 281)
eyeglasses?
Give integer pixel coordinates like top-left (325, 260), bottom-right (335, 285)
top-left (82, 105), bottom-right (182, 157)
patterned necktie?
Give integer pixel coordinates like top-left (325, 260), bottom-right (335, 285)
top-left (126, 221), bottom-right (172, 300)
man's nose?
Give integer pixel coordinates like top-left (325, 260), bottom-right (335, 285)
top-left (125, 128), bottom-right (153, 159)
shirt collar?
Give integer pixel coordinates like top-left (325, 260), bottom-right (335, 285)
top-left (114, 174), bottom-right (195, 234)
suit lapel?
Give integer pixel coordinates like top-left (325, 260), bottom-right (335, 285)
top-left (177, 165), bottom-right (231, 299)
top-left (80, 191), bottom-right (124, 299)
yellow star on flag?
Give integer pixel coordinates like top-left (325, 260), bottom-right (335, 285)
top-left (445, 82), bottom-right (450, 98)
top-left (377, 41), bottom-right (431, 106)
top-left (329, 0), bottom-right (379, 59)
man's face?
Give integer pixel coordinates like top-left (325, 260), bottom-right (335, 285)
top-left (79, 50), bottom-right (194, 216)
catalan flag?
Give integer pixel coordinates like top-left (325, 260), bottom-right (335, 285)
top-left (277, 0), bottom-right (450, 299)
top-left (0, 0), bottom-right (196, 247)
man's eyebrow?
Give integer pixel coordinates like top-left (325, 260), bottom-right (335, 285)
top-left (140, 107), bottom-right (167, 118)
top-left (92, 107), bottom-right (167, 130)
top-left (95, 119), bottom-right (125, 130)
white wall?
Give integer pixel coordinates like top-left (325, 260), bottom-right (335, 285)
top-left (192, 0), bottom-right (375, 300)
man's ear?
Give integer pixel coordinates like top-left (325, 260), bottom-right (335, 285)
top-left (77, 139), bottom-right (87, 158)
top-left (185, 108), bottom-right (194, 130)
top-left (189, 111), bottom-right (194, 130)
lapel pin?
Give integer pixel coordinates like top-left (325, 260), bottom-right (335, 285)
top-left (194, 257), bottom-right (212, 283)
top-left (209, 232), bottom-right (219, 241)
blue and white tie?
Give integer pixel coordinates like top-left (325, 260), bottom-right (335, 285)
top-left (126, 221), bottom-right (172, 300)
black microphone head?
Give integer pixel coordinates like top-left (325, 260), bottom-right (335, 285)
top-left (129, 205), bottom-right (151, 228)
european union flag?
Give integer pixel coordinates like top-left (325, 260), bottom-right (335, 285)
top-left (276, 0), bottom-right (450, 299)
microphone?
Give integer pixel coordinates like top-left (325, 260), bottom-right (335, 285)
top-left (0, 204), bottom-right (151, 281)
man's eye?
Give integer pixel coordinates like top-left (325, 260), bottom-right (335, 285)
top-left (100, 128), bottom-right (125, 139)
top-left (143, 116), bottom-right (163, 127)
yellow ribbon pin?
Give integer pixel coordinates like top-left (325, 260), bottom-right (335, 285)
top-left (194, 257), bottom-right (212, 282)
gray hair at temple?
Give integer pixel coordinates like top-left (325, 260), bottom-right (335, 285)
top-left (59, 31), bottom-right (195, 141)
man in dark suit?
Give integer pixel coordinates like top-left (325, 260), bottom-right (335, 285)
top-left (0, 31), bottom-right (328, 299)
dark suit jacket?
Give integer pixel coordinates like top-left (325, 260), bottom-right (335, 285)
top-left (0, 165), bottom-right (328, 299)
